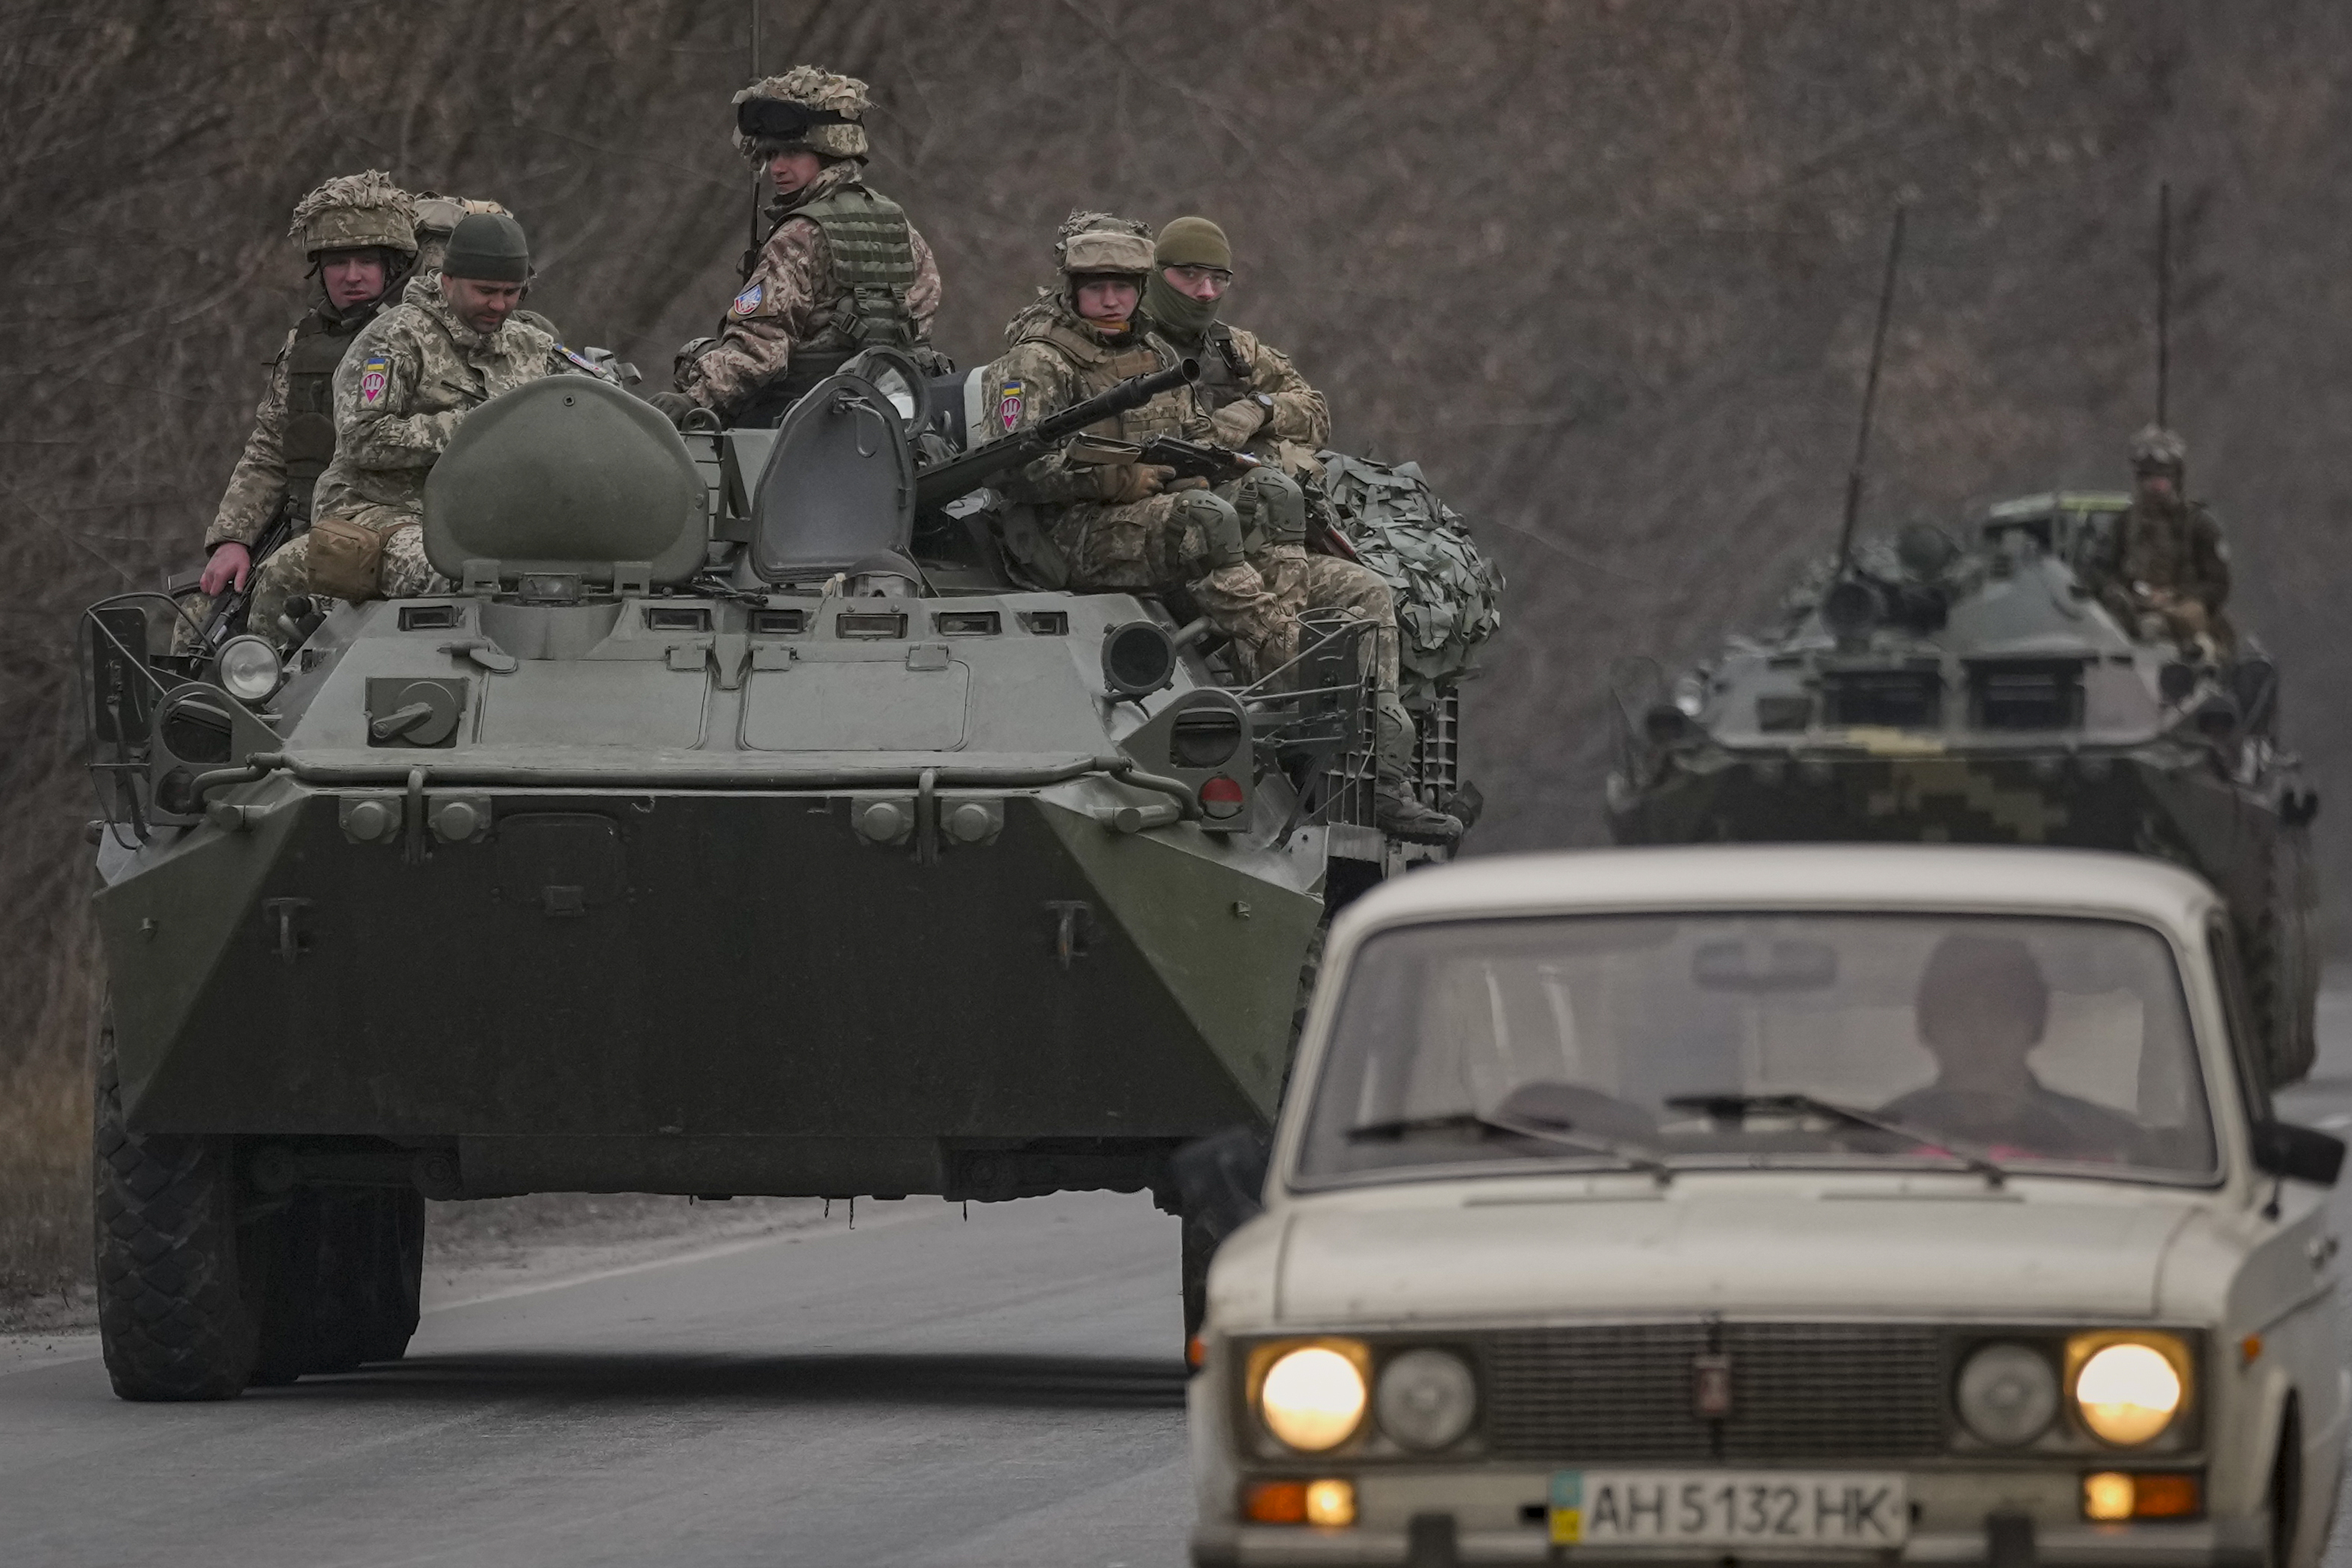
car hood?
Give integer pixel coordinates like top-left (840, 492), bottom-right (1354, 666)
top-left (1270, 1182), bottom-right (2205, 1326)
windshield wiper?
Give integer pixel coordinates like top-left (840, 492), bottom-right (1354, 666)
top-left (1346, 1110), bottom-right (1674, 1183)
top-left (1666, 1091), bottom-right (2009, 1187)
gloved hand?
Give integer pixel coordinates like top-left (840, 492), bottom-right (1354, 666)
top-left (644, 390), bottom-right (699, 427)
top-left (1210, 398), bottom-right (1268, 446)
top-left (1098, 463), bottom-right (1177, 504)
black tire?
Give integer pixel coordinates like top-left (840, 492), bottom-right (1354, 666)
top-left (359, 1189), bottom-right (426, 1364)
top-left (1180, 1209), bottom-right (1217, 1343)
top-left (250, 1187), bottom-right (427, 1380)
top-left (92, 998), bottom-right (261, 1401)
top-left (2247, 868), bottom-right (2318, 1088)
top-left (2268, 1403), bottom-right (2303, 1568)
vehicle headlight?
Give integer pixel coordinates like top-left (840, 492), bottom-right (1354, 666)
top-left (2072, 1338), bottom-right (2185, 1446)
top-left (217, 635), bottom-right (282, 703)
top-left (1375, 1348), bottom-right (1478, 1451)
top-left (1955, 1342), bottom-right (2058, 1446)
top-left (1257, 1343), bottom-right (1368, 1452)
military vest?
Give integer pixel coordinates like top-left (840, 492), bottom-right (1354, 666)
top-left (737, 182), bottom-right (920, 425)
top-left (280, 305), bottom-right (373, 520)
top-left (1180, 323), bottom-right (1255, 414)
top-left (1016, 317), bottom-right (1193, 443)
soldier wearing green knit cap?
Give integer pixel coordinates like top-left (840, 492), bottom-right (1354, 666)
top-left (1139, 216), bottom-right (1460, 843)
top-left (1138, 216), bottom-right (1329, 470)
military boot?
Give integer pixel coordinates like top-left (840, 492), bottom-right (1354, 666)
top-left (1373, 690), bottom-right (1462, 844)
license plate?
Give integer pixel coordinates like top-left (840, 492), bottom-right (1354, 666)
top-left (1550, 1470), bottom-right (1908, 1549)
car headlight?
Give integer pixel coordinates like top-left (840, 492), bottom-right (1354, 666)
top-left (1375, 1348), bottom-right (1478, 1451)
top-left (2072, 1337), bottom-right (2185, 1446)
top-left (1257, 1343), bottom-right (1368, 1452)
top-left (217, 635), bottom-right (283, 704)
top-left (1955, 1342), bottom-right (2058, 1446)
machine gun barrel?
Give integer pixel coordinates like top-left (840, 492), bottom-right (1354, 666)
top-left (915, 358), bottom-right (1198, 512)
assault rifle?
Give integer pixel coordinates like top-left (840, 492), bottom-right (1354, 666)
top-left (196, 496), bottom-right (301, 652)
top-left (912, 358), bottom-right (1198, 512)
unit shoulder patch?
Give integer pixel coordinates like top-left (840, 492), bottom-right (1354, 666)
top-left (357, 355), bottom-right (391, 409)
top-left (997, 379), bottom-right (1024, 434)
top-left (731, 282), bottom-right (764, 317)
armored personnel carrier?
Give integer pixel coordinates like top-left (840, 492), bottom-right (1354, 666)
top-left (78, 353), bottom-right (1465, 1398)
top-left (1608, 492), bottom-right (2319, 1087)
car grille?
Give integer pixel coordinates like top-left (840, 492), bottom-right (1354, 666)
top-left (1483, 1321), bottom-right (1948, 1460)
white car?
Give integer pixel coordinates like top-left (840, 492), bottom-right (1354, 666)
top-left (1189, 846), bottom-right (2347, 1568)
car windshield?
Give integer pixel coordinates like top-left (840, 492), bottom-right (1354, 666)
top-left (1297, 913), bottom-right (2218, 1188)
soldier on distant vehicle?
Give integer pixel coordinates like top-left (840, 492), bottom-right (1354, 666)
top-left (247, 212), bottom-right (566, 639)
top-left (2099, 424), bottom-right (2233, 654)
top-left (188, 172), bottom-right (417, 645)
top-left (654, 66), bottom-right (943, 428)
top-left (1139, 216), bottom-right (1460, 843)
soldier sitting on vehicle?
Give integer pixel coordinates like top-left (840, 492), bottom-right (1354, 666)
top-left (1139, 217), bottom-right (1459, 843)
top-left (2095, 424), bottom-right (2234, 657)
top-left (651, 66), bottom-right (944, 429)
top-left (187, 172), bottom-right (418, 648)
top-left (1881, 932), bottom-right (2146, 1164)
top-left (248, 212), bottom-right (567, 641)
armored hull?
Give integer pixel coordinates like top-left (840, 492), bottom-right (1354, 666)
top-left (1609, 494), bottom-right (2318, 1085)
top-left (94, 587), bottom-right (1325, 1203)
top-left (80, 364), bottom-right (1463, 1395)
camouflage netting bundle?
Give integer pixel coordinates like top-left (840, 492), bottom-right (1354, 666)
top-left (1310, 452), bottom-right (1505, 708)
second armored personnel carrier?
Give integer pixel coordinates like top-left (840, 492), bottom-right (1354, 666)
top-left (78, 354), bottom-right (1467, 1398)
top-left (1609, 493), bottom-right (2319, 1088)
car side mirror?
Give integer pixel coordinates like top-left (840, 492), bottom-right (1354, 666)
top-left (2252, 1121), bottom-right (2345, 1187)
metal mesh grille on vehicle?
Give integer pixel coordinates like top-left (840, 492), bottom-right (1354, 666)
top-left (1482, 1322), bottom-right (1948, 1460)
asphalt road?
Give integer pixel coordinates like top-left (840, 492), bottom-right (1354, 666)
top-left (5, 992), bottom-right (2351, 1568)
top-left (0, 1191), bottom-right (1195, 1567)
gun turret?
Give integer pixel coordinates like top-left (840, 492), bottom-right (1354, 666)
top-left (914, 358), bottom-right (1199, 512)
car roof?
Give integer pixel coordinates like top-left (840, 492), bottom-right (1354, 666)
top-left (1337, 845), bottom-right (2218, 940)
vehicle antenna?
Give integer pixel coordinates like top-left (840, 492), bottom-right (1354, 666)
top-left (2156, 180), bottom-right (2172, 429)
top-left (742, 0), bottom-right (763, 280)
top-left (1833, 205), bottom-right (1906, 580)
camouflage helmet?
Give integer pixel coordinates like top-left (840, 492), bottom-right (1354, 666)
top-left (2131, 423), bottom-right (2189, 474)
top-left (1055, 210), bottom-right (1154, 279)
top-left (288, 170), bottom-right (418, 258)
top-left (734, 67), bottom-right (870, 164)
top-left (412, 193), bottom-right (513, 275)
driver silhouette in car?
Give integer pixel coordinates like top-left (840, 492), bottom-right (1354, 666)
top-left (1879, 933), bottom-right (2147, 1164)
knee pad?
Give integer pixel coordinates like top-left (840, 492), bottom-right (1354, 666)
top-left (1228, 468), bottom-right (1306, 549)
top-left (1172, 491), bottom-right (1246, 573)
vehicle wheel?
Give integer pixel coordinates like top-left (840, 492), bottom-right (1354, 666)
top-left (1181, 1209), bottom-right (1217, 1342)
top-left (251, 1188), bottom-right (427, 1378)
top-left (2247, 883), bottom-right (2317, 1088)
top-left (92, 997), bottom-right (261, 1401)
top-left (355, 1188), bottom-right (426, 1365)
top-left (2268, 1404), bottom-right (2303, 1568)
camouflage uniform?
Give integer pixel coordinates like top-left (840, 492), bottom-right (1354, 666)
top-left (2098, 424), bottom-right (2234, 649)
top-left (1141, 216), bottom-right (1449, 836)
top-left (673, 68), bottom-right (943, 424)
top-left (187, 172), bottom-right (416, 648)
top-left (250, 273), bottom-right (563, 640)
top-left (982, 215), bottom-right (1289, 675)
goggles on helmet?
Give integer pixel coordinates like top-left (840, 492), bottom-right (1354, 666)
top-left (737, 98), bottom-right (852, 141)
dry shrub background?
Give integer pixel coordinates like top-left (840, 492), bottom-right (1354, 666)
top-left (5, 0), bottom-right (2349, 1297)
